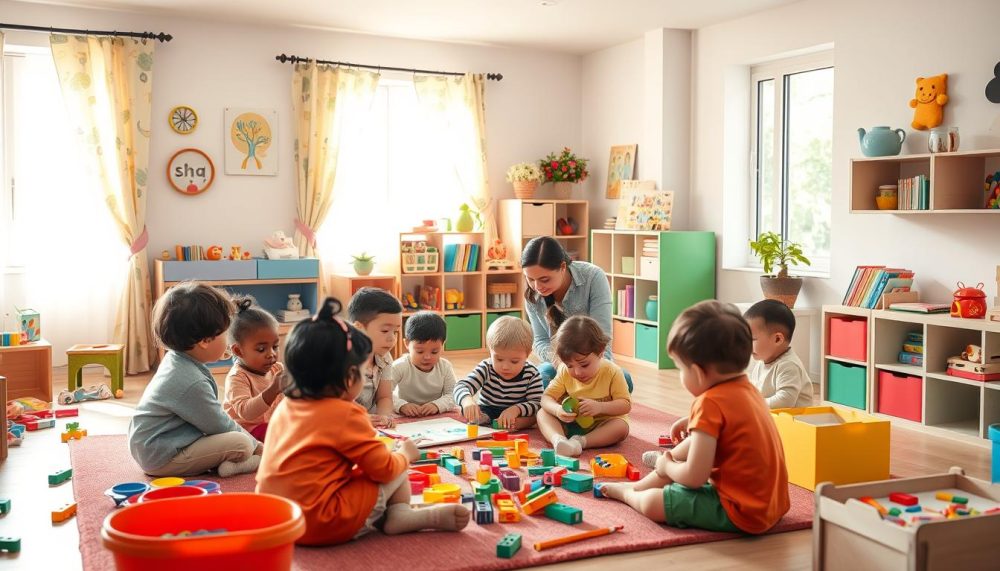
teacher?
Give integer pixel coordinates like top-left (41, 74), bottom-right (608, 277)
top-left (521, 236), bottom-right (632, 390)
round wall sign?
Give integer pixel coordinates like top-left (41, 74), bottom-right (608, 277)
top-left (169, 105), bottom-right (198, 134)
top-left (167, 148), bottom-right (215, 195)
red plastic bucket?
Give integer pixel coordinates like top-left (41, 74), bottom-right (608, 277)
top-left (101, 493), bottom-right (304, 571)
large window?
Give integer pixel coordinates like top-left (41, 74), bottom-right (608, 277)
top-left (750, 53), bottom-right (833, 273)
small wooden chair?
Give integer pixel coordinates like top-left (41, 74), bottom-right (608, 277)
top-left (67, 344), bottom-right (124, 396)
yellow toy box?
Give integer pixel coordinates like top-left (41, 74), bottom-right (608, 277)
top-left (771, 406), bottom-right (890, 490)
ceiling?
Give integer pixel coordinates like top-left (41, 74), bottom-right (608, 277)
top-left (14, 0), bottom-right (799, 54)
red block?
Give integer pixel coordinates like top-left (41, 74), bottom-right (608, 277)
top-left (508, 433), bottom-right (529, 442)
top-left (658, 435), bottom-right (674, 448)
top-left (888, 492), bottom-right (918, 506)
top-left (542, 466), bottom-right (567, 486)
top-left (493, 431), bottom-right (510, 441)
top-left (491, 492), bottom-right (513, 506)
top-left (625, 464), bottom-right (641, 481)
top-left (55, 408), bottom-right (79, 418)
top-left (411, 464), bottom-right (438, 475)
top-left (515, 483), bottom-right (531, 503)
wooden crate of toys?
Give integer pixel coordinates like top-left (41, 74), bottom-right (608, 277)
top-left (814, 466), bottom-right (1000, 571)
top-left (401, 241), bottom-right (439, 273)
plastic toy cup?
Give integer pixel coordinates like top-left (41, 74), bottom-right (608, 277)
top-left (139, 486), bottom-right (207, 503)
top-left (183, 480), bottom-right (222, 494)
top-left (102, 492), bottom-right (305, 571)
top-left (149, 477), bottom-right (185, 489)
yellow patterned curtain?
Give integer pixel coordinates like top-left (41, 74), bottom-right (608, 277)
top-left (292, 63), bottom-right (380, 266)
top-left (413, 73), bottom-right (495, 245)
top-left (49, 34), bottom-right (155, 374)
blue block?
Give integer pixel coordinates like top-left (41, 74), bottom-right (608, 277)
top-left (593, 484), bottom-right (606, 498)
top-left (905, 505), bottom-right (922, 513)
top-left (474, 500), bottom-right (494, 524)
top-left (530, 478), bottom-right (544, 492)
top-left (461, 493), bottom-right (474, 504)
top-left (472, 449), bottom-right (482, 461)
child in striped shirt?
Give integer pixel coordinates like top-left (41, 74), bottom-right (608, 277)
top-left (453, 316), bottom-right (543, 430)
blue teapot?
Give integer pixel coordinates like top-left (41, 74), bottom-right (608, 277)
top-left (858, 126), bottom-right (906, 157)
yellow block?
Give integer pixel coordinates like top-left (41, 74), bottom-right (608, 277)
top-left (476, 467), bottom-right (492, 484)
top-left (475, 439), bottom-right (516, 448)
top-left (505, 450), bottom-right (521, 469)
top-left (771, 406), bottom-right (890, 490)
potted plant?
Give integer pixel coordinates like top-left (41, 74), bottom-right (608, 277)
top-left (749, 232), bottom-right (811, 308)
top-left (539, 147), bottom-right (589, 198)
top-left (351, 252), bottom-right (375, 276)
top-left (506, 162), bottom-right (543, 199)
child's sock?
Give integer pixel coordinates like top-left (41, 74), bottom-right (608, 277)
top-left (217, 454), bottom-right (261, 477)
top-left (641, 450), bottom-right (661, 469)
top-left (570, 434), bottom-right (587, 449)
top-left (553, 435), bottom-right (583, 457)
top-left (382, 503), bottom-right (470, 535)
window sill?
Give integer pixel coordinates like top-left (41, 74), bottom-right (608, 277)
top-left (721, 265), bottom-right (831, 280)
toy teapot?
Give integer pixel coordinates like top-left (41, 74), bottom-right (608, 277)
top-left (858, 126), bottom-right (906, 157)
top-left (950, 282), bottom-right (986, 319)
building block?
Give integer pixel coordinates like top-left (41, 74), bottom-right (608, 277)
top-left (527, 484), bottom-right (553, 502)
top-left (0, 536), bottom-right (20, 553)
top-left (540, 449), bottom-right (556, 467)
top-left (530, 478), bottom-right (544, 492)
top-left (515, 483), bottom-right (532, 503)
top-left (54, 407), bottom-right (79, 418)
top-left (427, 474), bottom-right (441, 485)
top-left (411, 458), bottom-right (440, 466)
top-left (461, 493), bottom-right (475, 504)
top-left (658, 434), bottom-right (675, 448)
top-left (593, 484), bottom-right (606, 498)
top-left (561, 473), bottom-right (594, 493)
top-left (476, 467), bottom-right (492, 485)
top-left (528, 466), bottom-right (549, 476)
top-left (423, 483), bottom-right (462, 503)
top-left (493, 431), bottom-right (510, 441)
top-left (499, 469), bottom-right (521, 492)
top-left (411, 464), bottom-right (438, 475)
top-left (476, 439), bottom-right (516, 449)
top-left (409, 471), bottom-right (429, 494)
top-left (443, 457), bottom-right (466, 475)
top-left (450, 446), bottom-right (465, 460)
top-left (474, 500), bottom-right (494, 524)
top-left (625, 464), bottom-right (641, 481)
top-left (905, 505), bottom-right (922, 513)
top-left (491, 491), bottom-right (513, 506)
top-left (48, 468), bottom-right (73, 486)
top-left (424, 451), bottom-right (440, 460)
top-left (492, 419), bottom-right (501, 429)
top-left (24, 417), bottom-right (55, 431)
top-left (524, 457), bottom-right (541, 467)
top-left (555, 455), bottom-right (579, 470)
top-left (509, 433), bottom-right (529, 442)
top-left (0, 498), bottom-right (10, 514)
top-left (61, 422), bottom-right (87, 443)
top-left (467, 423), bottom-right (479, 438)
top-left (497, 533), bottom-right (521, 558)
top-left (591, 453), bottom-right (629, 478)
top-left (497, 500), bottom-right (521, 523)
top-left (471, 449), bottom-right (482, 461)
top-left (543, 466), bottom-right (568, 486)
top-left (480, 451), bottom-right (493, 467)
top-left (505, 450), bottom-right (521, 469)
top-left (935, 492), bottom-right (968, 504)
top-left (544, 502), bottom-right (583, 525)
top-left (514, 439), bottom-right (529, 456)
top-left (437, 453), bottom-right (455, 466)
top-left (889, 492), bottom-right (918, 506)
top-left (521, 489), bottom-right (558, 515)
top-left (887, 507), bottom-right (901, 517)
top-left (7, 423), bottom-right (24, 438)
top-left (51, 502), bottom-right (77, 523)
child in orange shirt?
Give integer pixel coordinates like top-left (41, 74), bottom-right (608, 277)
top-left (223, 296), bottom-right (286, 442)
top-left (601, 301), bottom-right (790, 534)
top-left (256, 297), bottom-right (470, 545)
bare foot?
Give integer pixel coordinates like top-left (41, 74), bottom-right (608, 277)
top-left (383, 503), bottom-right (470, 535)
top-left (599, 482), bottom-right (634, 502)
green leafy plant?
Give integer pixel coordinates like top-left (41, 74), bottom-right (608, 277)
top-left (351, 252), bottom-right (375, 263)
top-left (539, 147), bottom-right (589, 183)
top-left (749, 232), bottom-right (810, 278)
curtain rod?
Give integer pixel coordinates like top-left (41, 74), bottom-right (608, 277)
top-left (275, 53), bottom-right (502, 81)
top-left (0, 22), bottom-right (172, 42)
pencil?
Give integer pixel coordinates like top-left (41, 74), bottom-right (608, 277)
top-left (533, 525), bottom-right (624, 551)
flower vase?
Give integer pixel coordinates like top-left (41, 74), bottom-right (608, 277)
top-left (553, 181), bottom-right (573, 199)
top-left (513, 180), bottom-right (538, 199)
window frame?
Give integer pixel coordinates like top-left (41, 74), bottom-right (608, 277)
top-left (748, 51), bottom-right (834, 275)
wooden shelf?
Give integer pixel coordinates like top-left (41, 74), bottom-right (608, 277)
top-left (825, 354), bottom-right (867, 367)
top-left (925, 371), bottom-right (989, 388)
top-left (874, 362), bottom-right (923, 376)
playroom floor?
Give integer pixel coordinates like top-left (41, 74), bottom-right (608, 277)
top-left (0, 353), bottom-right (993, 570)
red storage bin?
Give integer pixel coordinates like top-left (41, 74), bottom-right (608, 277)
top-left (829, 316), bottom-right (867, 361)
top-left (877, 370), bottom-right (922, 422)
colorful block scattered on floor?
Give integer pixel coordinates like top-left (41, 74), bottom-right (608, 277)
top-left (474, 500), bottom-right (494, 524)
top-left (543, 502), bottom-right (583, 524)
top-left (555, 455), bottom-right (579, 470)
top-left (497, 533), bottom-right (521, 558)
top-left (561, 473), bottom-right (594, 493)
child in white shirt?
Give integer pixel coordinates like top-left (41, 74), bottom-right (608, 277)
top-left (743, 299), bottom-right (813, 409)
top-left (391, 312), bottom-right (457, 416)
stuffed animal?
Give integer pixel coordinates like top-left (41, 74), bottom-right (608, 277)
top-left (909, 74), bottom-right (948, 130)
top-left (962, 344), bottom-right (982, 364)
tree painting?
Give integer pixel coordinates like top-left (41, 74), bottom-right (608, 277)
top-left (226, 110), bottom-right (276, 175)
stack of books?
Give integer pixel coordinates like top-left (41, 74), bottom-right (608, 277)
top-left (841, 265), bottom-right (914, 308)
top-left (174, 245), bottom-right (206, 261)
top-left (641, 239), bottom-right (659, 259)
top-left (442, 243), bottom-right (480, 272)
top-left (616, 285), bottom-right (634, 318)
top-left (898, 332), bottom-right (924, 366)
top-left (604, 217), bottom-right (617, 229)
top-left (897, 175), bottom-right (930, 210)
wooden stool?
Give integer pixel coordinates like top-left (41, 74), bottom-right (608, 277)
top-left (67, 344), bottom-right (124, 396)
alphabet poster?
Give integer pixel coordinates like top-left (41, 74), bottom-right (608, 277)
top-left (224, 108), bottom-right (277, 175)
top-left (615, 180), bottom-right (674, 231)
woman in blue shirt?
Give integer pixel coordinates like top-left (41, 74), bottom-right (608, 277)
top-left (521, 236), bottom-right (632, 390)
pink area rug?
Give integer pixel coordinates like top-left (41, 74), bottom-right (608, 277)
top-left (70, 404), bottom-right (812, 570)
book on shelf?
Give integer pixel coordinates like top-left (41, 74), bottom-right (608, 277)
top-left (841, 265), bottom-right (915, 308)
top-left (626, 285), bottom-right (634, 318)
top-left (897, 175), bottom-right (929, 211)
top-left (897, 351), bottom-right (924, 366)
top-left (888, 302), bottom-right (949, 314)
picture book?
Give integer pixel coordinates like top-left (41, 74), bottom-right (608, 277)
top-left (888, 302), bottom-right (950, 314)
top-left (615, 182), bottom-right (673, 231)
top-left (388, 417), bottom-right (497, 448)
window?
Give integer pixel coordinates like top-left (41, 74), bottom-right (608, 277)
top-left (750, 53), bottom-right (833, 274)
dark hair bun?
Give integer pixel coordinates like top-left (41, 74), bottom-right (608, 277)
top-left (233, 295), bottom-right (255, 313)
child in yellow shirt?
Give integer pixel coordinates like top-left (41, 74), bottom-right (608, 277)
top-left (536, 316), bottom-right (631, 457)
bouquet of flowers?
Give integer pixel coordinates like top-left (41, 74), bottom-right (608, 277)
top-left (505, 162), bottom-right (542, 183)
top-left (539, 147), bottom-right (589, 183)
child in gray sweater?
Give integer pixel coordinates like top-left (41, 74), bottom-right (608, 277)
top-left (128, 283), bottom-right (260, 477)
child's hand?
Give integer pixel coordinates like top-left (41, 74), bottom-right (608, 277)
top-left (371, 414), bottom-right (395, 428)
top-left (397, 438), bottom-right (420, 462)
top-left (462, 402), bottom-right (482, 424)
top-left (262, 372), bottom-right (285, 404)
top-left (556, 409), bottom-right (577, 423)
top-left (419, 403), bottom-right (439, 416)
top-left (670, 416), bottom-right (689, 442)
top-left (399, 403), bottom-right (421, 417)
top-left (577, 399), bottom-right (602, 417)
top-left (254, 443), bottom-right (264, 455)
top-left (497, 406), bottom-right (521, 430)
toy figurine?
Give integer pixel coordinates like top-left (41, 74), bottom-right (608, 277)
top-left (160, 250), bottom-right (171, 261)
top-left (229, 246), bottom-right (242, 260)
top-left (263, 230), bottom-right (299, 260)
top-left (445, 289), bottom-right (464, 310)
top-left (206, 245), bottom-right (223, 260)
top-left (910, 74), bottom-right (949, 130)
top-left (484, 240), bottom-right (514, 270)
top-left (241, 251), bottom-right (252, 260)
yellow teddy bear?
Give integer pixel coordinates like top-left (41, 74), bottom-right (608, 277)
top-left (909, 74), bottom-right (948, 130)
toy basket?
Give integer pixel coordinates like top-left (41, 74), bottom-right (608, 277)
top-left (402, 251), bottom-right (439, 273)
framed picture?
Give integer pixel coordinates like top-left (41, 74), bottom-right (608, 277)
top-left (615, 181), bottom-right (674, 231)
top-left (224, 108), bottom-right (277, 175)
top-left (606, 144), bottom-right (637, 199)
top-left (167, 148), bottom-right (215, 195)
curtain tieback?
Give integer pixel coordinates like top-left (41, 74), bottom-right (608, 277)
top-left (294, 218), bottom-right (317, 248)
top-left (129, 226), bottom-right (149, 259)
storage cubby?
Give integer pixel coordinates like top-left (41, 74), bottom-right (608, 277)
top-left (871, 316), bottom-right (923, 377)
top-left (444, 274), bottom-right (484, 313)
top-left (611, 318), bottom-right (635, 358)
top-left (932, 151), bottom-right (1000, 210)
top-left (612, 233), bottom-right (635, 275)
top-left (485, 273), bottom-right (522, 311)
top-left (498, 199), bottom-right (590, 267)
top-left (827, 360), bottom-right (867, 410)
top-left (400, 274), bottom-right (443, 314)
top-left (827, 314), bottom-right (868, 363)
top-left (590, 231), bottom-right (612, 273)
top-left (850, 154), bottom-right (930, 211)
top-left (611, 275), bottom-right (635, 319)
top-left (981, 330), bottom-right (1000, 362)
top-left (633, 279), bottom-right (658, 323)
top-left (441, 232), bottom-right (483, 273)
top-left (925, 324), bottom-right (984, 378)
top-left (444, 314), bottom-right (482, 351)
top-left (875, 368), bottom-right (922, 422)
top-left (924, 376), bottom-right (981, 438)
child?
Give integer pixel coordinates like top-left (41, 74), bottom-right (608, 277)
top-left (744, 299), bottom-right (813, 409)
top-left (128, 283), bottom-right (260, 477)
top-left (390, 311), bottom-right (457, 417)
top-left (605, 300), bottom-right (790, 535)
top-left (223, 296), bottom-right (286, 441)
top-left (536, 316), bottom-right (631, 457)
top-left (348, 287), bottom-right (403, 428)
top-left (454, 316), bottom-right (543, 430)
top-left (256, 298), bottom-right (470, 545)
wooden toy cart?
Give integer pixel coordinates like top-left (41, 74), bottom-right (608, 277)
top-left (813, 467), bottom-right (1000, 570)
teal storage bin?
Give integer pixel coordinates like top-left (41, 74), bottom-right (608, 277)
top-left (256, 258), bottom-right (319, 279)
top-left (161, 260), bottom-right (257, 281)
top-left (827, 361), bottom-right (867, 410)
top-left (486, 311), bottom-right (522, 331)
top-left (445, 314), bottom-right (482, 351)
top-left (635, 323), bottom-right (659, 364)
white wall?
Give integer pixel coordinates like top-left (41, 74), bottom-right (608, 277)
top-left (1, 0), bottom-right (582, 274)
top-left (693, 0), bottom-right (1000, 308)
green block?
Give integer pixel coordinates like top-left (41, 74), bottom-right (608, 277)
top-left (487, 447), bottom-right (508, 455)
top-left (437, 453), bottom-right (455, 467)
top-left (526, 484), bottom-right (553, 501)
top-left (0, 498), bottom-right (10, 515)
top-left (528, 466), bottom-right (549, 476)
top-left (888, 507), bottom-right (901, 517)
top-left (0, 536), bottom-right (20, 553)
top-left (497, 532), bottom-right (521, 558)
top-left (48, 468), bottom-right (72, 486)
top-left (544, 502), bottom-right (583, 525)
top-left (443, 457), bottom-right (465, 475)
top-left (561, 473), bottom-right (593, 493)
top-left (555, 455), bottom-right (579, 470)
top-left (484, 477), bottom-right (501, 495)
top-left (492, 419), bottom-right (501, 429)
top-left (540, 449), bottom-right (556, 467)
top-left (952, 496), bottom-right (969, 504)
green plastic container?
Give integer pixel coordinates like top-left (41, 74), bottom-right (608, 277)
top-left (827, 361), bottom-right (867, 410)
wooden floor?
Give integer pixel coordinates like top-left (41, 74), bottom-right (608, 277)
top-left (0, 353), bottom-right (992, 570)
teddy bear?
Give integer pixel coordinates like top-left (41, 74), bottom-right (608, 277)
top-left (909, 74), bottom-right (948, 130)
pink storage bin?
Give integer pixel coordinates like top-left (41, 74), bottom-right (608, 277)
top-left (877, 370), bottom-right (922, 422)
top-left (829, 316), bottom-right (867, 361)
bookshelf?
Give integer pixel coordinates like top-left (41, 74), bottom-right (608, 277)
top-left (591, 230), bottom-right (716, 369)
top-left (822, 304), bottom-right (1000, 446)
top-left (497, 199), bottom-right (590, 264)
top-left (850, 148), bottom-right (1000, 213)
